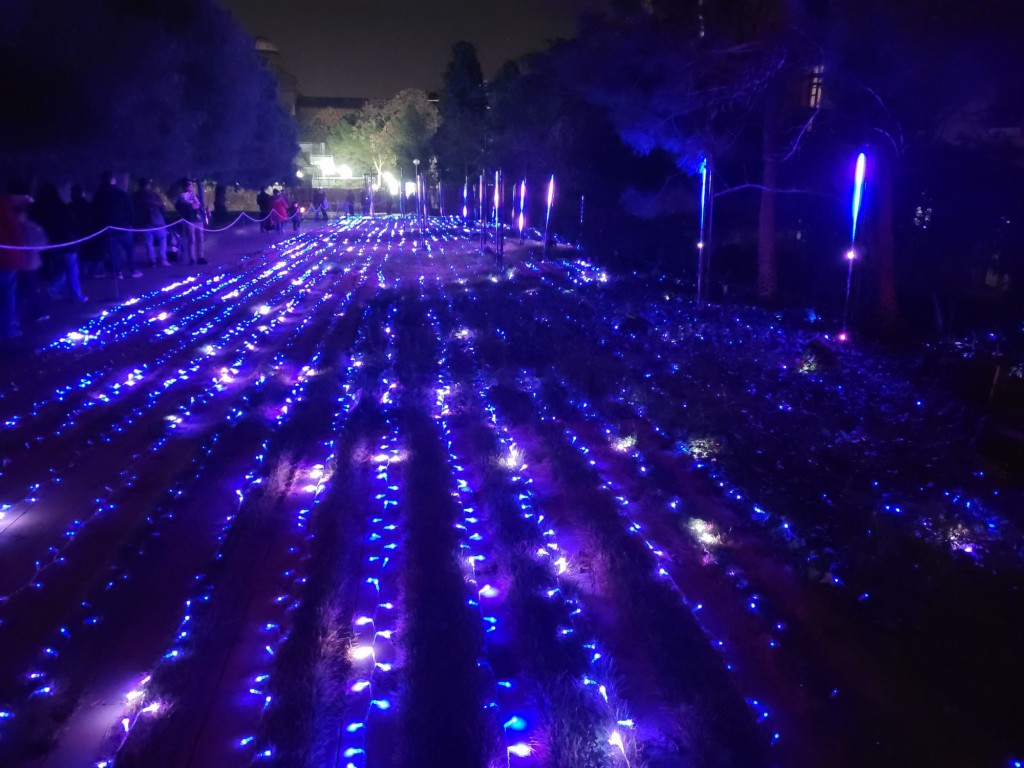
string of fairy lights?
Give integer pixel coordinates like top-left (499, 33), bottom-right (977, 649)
top-left (97, 243), bottom-right (376, 766)
top-left (2, 211), bottom-right (1020, 766)
top-left (430, 230), bottom-right (799, 753)
top-left (0, 230), bottom-right (376, 755)
top-left (0, 231), bottom-right (347, 484)
top-left (426, 306), bottom-right (527, 766)
top-left (3, 225), bottom-right (357, 434)
top-left (335, 298), bottom-right (404, 768)
top-left (243, 282), bottom-right (381, 761)
top-left (429, 266), bottom-right (636, 765)
top-left (552, 257), bottom-right (1011, 565)
top-left (0, 241), bottom-right (374, 609)
top-left (241, 306), bottom-right (368, 763)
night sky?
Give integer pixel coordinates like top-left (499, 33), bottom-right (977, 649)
top-left (222, 0), bottom-right (597, 99)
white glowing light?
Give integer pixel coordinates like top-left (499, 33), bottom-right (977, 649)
top-left (500, 445), bottom-right (525, 471)
top-left (612, 435), bottom-right (636, 453)
top-left (609, 729), bottom-right (627, 758)
top-left (554, 556), bottom-right (569, 575)
top-left (508, 743), bottom-right (533, 758)
top-left (350, 646), bottom-right (374, 661)
top-left (688, 518), bottom-right (722, 547)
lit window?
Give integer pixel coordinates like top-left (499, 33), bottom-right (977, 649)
top-left (809, 65), bottom-right (825, 108)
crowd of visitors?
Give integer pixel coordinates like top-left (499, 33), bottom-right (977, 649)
top-left (0, 173), bottom-right (210, 340)
top-left (0, 177), bottom-right (355, 341)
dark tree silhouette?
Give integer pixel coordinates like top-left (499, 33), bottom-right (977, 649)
top-left (433, 41), bottom-right (487, 181)
top-left (0, 0), bottom-right (296, 186)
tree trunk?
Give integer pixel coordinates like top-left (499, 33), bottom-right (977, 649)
top-left (758, 89), bottom-right (782, 302)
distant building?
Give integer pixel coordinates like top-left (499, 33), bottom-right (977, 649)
top-left (255, 38), bottom-right (369, 189)
top-left (255, 37), bottom-right (299, 116)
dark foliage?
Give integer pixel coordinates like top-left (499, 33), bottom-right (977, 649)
top-left (433, 41), bottom-right (487, 180)
top-left (0, 0), bottom-right (297, 186)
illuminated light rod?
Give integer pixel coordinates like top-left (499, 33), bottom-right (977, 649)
top-left (518, 179), bottom-right (527, 244)
top-left (842, 151), bottom-right (867, 338)
top-left (543, 175), bottom-right (555, 259)
top-left (696, 156), bottom-right (712, 306)
top-left (851, 151), bottom-right (867, 243)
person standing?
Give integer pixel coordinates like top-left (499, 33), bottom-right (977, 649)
top-left (256, 186), bottom-right (271, 232)
top-left (0, 193), bottom-right (27, 338)
top-left (68, 185), bottom-right (100, 277)
top-left (31, 184), bottom-right (87, 302)
top-left (133, 178), bottom-right (169, 266)
top-left (94, 171), bottom-right (139, 278)
top-left (175, 179), bottom-right (207, 265)
top-left (312, 188), bottom-right (330, 221)
top-left (18, 200), bottom-right (49, 322)
top-left (270, 188), bottom-right (288, 234)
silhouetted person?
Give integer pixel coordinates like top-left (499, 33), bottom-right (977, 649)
top-left (312, 188), bottom-right (330, 221)
top-left (213, 183), bottom-right (228, 223)
top-left (9, 181), bottom-right (50, 323)
top-left (256, 187), bottom-right (271, 232)
top-left (94, 171), bottom-right (139, 278)
top-left (133, 178), bottom-right (169, 266)
top-left (68, 185), bottom-right (100, 277)
top-left (31, 184), bottom-right (87, 302)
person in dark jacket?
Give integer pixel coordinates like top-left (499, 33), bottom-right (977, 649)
top-left (68, 185), bottom-right (101, 277)
top-left (94, 171), bottom-right (139, 278)
top-left (31, 184), bottom-right (86, 302)
top-left (133, 178), bottom-right (169, 266)
top-left (256, 187), bottom-right (271, 232)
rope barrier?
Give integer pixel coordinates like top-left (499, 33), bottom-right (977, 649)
top-left (0, 211), bottom-right (285, 252)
